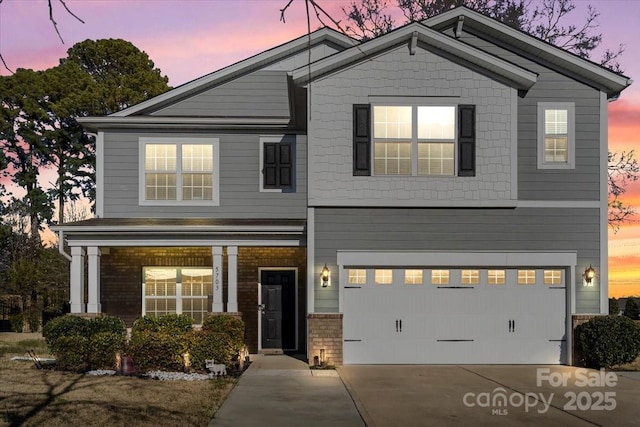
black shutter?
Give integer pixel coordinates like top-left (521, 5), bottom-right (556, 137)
top-left (458, 104), bottom-right (476, 177)
top-left (263, 143), bottom-right (278, 188)
top-left (278, 143), bottom-right (292, 188)
top-left (353, 104), bottom-right (371, 176)
top-left (263, 142), bottom-right (292, 189)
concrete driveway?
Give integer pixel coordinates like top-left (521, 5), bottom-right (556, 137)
top-left (338, 365), bottom-right (640, 426)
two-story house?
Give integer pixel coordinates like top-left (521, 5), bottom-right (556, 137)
top-left (54, 7), bottom-right (631, 365)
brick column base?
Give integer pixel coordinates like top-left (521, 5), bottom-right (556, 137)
top-left (572, 314), bottom-right (603, 366)
top-left (308, 313), bottom-right (343, 366)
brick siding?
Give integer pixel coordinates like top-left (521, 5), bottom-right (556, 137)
top-left (308, 313), bottom-right (343, 366)
top-left (100, 246), bottom-right (306, 353)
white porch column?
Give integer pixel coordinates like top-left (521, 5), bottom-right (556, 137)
top-left (70, 247), bottom-right (86, 313)
top-left (87, 247), bottom-right (101, 313)
top-left (227, 246), bottom-right (238, 312)
top-left (212, 246), bottom-right (224, 312)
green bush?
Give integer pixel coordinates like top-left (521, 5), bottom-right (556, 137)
top-left (132, 314), bottom-right (194, 335)
top-left (126, 314), bottom-right (246, 373)
top-left (128, 331), bottom-right (185, 372)
top-left (9, 313), bottom-right (23, 333)
top-left (43, 315), bottom-right (89, 348)
top-left (576, 315), bottom-right (640, 368)
top-left (42, 315), bottom-right (126, 372)
top-left (54, 335), bottom-right (90, 372)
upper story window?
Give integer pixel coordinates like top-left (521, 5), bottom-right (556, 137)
top-left (139, 137), bottom-right (219, 206)
top-left (353, 102), bottom-right (475, 177)
top-left (537, 102), bottom-right (575, 169)
top-left (373, 105), bottom-right (455, 176)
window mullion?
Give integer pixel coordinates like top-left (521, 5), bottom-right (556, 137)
top-left (176, 144), bottom-right (183, 201)
top-left (176, 269), bottom-right (183, 315)
top-left (412, 106), bottom-right (418, 176)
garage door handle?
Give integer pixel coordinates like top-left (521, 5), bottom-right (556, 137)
top-left (399, 319), bottom-right (402, 332)
top-left (395, 319), bottom-right (399, 332)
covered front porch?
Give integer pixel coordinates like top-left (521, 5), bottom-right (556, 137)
top-left (53, 218), bottom-right (307, 353)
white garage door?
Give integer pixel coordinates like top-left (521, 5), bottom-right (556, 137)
top-left (343, 268), bottom-right (566, 364)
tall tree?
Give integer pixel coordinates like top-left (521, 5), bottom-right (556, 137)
top-left (0, 39), bottom-right (170, 225)
top-left (0, 69), bottom-right (54, 240)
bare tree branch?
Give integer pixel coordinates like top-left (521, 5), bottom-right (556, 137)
top-left (0, 0), bottom-right (84, 72)
top-left (608, 150), bottom-right (640, 232)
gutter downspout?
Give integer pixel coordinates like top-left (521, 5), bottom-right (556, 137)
top-left (58, 229), bottom-right (72, 261)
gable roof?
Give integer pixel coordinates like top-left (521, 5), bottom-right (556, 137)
top-left (423, 6), bottom-right (631, 98)
top-left (292, 21), bottom-right (537, 90)
top-left (110, 27), bottom-right (356, 117)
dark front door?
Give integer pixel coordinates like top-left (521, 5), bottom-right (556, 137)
top-left (261, 270), bottom-right (296, 350)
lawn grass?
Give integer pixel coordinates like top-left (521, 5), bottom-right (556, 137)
top-left (0, 333), bottom-right (236, 427)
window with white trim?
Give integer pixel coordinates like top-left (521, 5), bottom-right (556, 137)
top-left (143, 267), bottom-right (211, 324)
top-left (373, 105), bottom-right (456, 176)
top-left (140, 138), bottom-right (219, 205)
top-left (537, 102), bottom-right (575, 169)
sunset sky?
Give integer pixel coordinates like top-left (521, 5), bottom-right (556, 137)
top-left (1, 0), bottom-right (639, 297)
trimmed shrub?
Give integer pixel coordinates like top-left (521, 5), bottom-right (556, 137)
top-left (132, 314), bottom-right (194, 336)
top-left (186, 330), bottom-right (232, 370)
top-left (43, 315), bottom-right (126, 372)
top-left (128, 331), bottom-right (185, 372)
top-left (128, 314), bottom-right (194, 371)
top-left (54, 335), bottom-right (90, 372)
top-left (576, 315), bottom-right (640, 368)
top-left (43, 315), bottom-right (89, 348)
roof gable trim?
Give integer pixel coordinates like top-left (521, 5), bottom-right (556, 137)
top-left (292, 22), bottom-right (537, 90)
top-left (111, 28), bottom-right (357, 117)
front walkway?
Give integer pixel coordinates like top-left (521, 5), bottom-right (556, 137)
top-left (209, 355), bottom-right (364, 427)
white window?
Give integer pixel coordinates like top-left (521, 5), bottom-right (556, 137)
top-left (461, 269), bottom-right (480, 285)
top-left (431, 270), bottom-right (450, 285)
top-left (544, 270), bottom-right (564, 285)
top-left (143, 267), bottom-right (211, 324)
top-left (139, 137), bottom-right (219, 205)
top-left (373, 104), bottom-right (456, 176)
top-left (488, 270), bottom-right (506, 285)
top-left (375, 269), bottom-right (393, 284)
top-left (518, 270), bottom-right (536, 285)
top-left (348, 269), bottom-right (367, 284)
top-left (405, 269), bottom-right (423, 285)
top-left (537, 103), bottom-right (575, 169)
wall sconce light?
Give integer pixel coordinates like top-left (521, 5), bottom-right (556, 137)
top-left (321, 264), bottom-right (331, 287)
top-left (584, 265), bottom-right (596, 286)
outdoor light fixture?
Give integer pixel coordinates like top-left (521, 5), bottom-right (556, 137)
top-left (584, 265), bottom-right (596, 285)
top-left (321, 264), bottom-right (331, 287)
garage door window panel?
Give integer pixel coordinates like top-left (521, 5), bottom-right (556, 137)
top-left (517, 270), bottom-right (536, 285)
top-left (348, 269), bottom-right (367, 284)
top-left (405, 269), bottom-right (423, 285)
top-left (544, 270), bottom-right (564, 285)
top-left (461, 270), bottom-right (480, 285)
top-left (375, 269), bottom-right (393, 284)
top-left (488, 270), bottom-right (506, 285)
top-left (431, 270), bottom-right (450, 285)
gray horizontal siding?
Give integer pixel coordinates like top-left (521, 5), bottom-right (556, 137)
top-left (457, 30), bottom-right (602, 201)
top-left (151, 71), bottom-right (290, 118)
top-left (313, 207), bottom-right (600, 313)
top-left (102, 132), bottom-right (307, 218)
